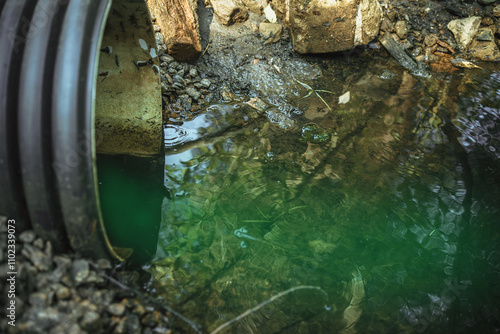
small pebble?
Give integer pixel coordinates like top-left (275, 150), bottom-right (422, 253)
top-left (54, 284), bottom-right (71, 300)
top-left (80, 310), bottom-right (101, 332)
top-left (200, 78), bottom-right (211, 88)
top-left (155, 32), bottom-right (164, 46)
top-left (186, 87), bottom-right (202, 101)
top-left (22, 244), bottom-right (51, 271)
top-left (19, 230), bottom-right (36, 243)
top-left (108, 303), bottom-right (126, 316)
top-left (29, 291), bottom-right (49, 308)
top-left (160, 55), bottom-right (174, 63)
top-left (33, 237), bottom-right (44, 249)
top-left (72, 259), bottom-right (90, 284)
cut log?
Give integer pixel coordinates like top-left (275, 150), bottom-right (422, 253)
top-left (146, 0), bottom-right (202, 62)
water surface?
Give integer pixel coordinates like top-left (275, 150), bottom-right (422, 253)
top-left (102, 57), bottom-right (500, 333)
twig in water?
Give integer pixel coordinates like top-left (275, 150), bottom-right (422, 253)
top-left (210, 285), bottom-right (331, 334)
top-left (293, 77), bottom-right (334, 111)
top-left (90, 263), bottom-right (203, 334)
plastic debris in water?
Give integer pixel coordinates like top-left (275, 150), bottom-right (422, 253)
top-left (234, 227), bottom-right (259, 241)
top-left (341, 267), bottom-right (365, 332)
top-left (339, 91), bottom-right (350, 104)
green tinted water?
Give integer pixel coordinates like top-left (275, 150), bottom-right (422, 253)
top-left (97, 154), bottom-right (164, 264)
top-left (99, 59), bottom-right (500, 333)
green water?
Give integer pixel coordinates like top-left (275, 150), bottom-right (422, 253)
top-left (99, 59), bottom-right (500, 333)
top-left (97, 154), bottom-right (164, 264)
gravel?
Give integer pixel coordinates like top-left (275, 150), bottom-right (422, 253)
top-left (0, 216), bottom-right (174, 334)
top-left (154, 31), bottom-right (217, 123)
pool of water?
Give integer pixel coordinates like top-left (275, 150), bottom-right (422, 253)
top-left (99, 56), bottom-right (500, 333)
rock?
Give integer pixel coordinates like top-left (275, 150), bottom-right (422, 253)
top-left (80, 310), bottom-right (102, 332)
top-left (481, 17), bottom-right (494, 26)
top-left (477, 27), bottom-right (493, 41)
top-left (96, 258), bottom-right (112, 270)
top-left (155, 32), bottom-right (165, 47)
top-left (72, 259), bottom-right (89, 284)
top-left (494, 6), bottom-right (500, 17)
top-left (108, 303), bottom-right (126, 316)
top-left (289, 0), bottom-right (382, 54)
top-left (172, 74), bottom-right (185, 84)
top-left (19, 230), bottom-right (36, 243)
top-left (186, 87), bottom-right (202, 100)
top-left (22, 244), bottom-right (51, 271)
top-left (244, 97), bottom-right (268, 112)
top-left (146, 0), bottom-right (202, 61)
top-left (200, 78), bottom-right (212, 88)
top-left (447, 16), bottom-right (481, 51)
top-left (220, 86), bottom-right (234, 102)
top-left (121, 314), bottom-right (141, 333)
top-left (33, 237), bottom-right (44, 249)
top-left (54, 283), bottom-right (71, 300)
top-left (259, 22), bottom-right (283, 44)
top-left (241, 0), bottom-right (265, 15)
top-left (189, 67), bottom-right (198, 77)
top-left (29, 291), bottom-right (49, 308)
top-left (265, 108), bottom-right (295, 129)
top-left (380, 18), bottom-right (394, 32)
top-left (32, 307), bottom-right (64, 330)
top-left (478, 0), bottom-right (496, 5)
top-left (210, 0), bottom-right (248, 26)
top-left (395, 21), bottom-right (408, 40)
top-left (423, 34), bottom-right (439, 47)
top-left (159, 55), bottom-right (174, 63)
top-left (269, 0), bottom-right (287, 24)
top-left (467, 28), bottom-right (500, 61)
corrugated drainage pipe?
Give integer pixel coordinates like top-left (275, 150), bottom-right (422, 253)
top-left (0, 0), bottom-right (161, 261)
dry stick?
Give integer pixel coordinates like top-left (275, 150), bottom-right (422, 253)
top-left (210, 285), bottom-right (330, 334)
top-left (90, 263), bottom-right (203, 334)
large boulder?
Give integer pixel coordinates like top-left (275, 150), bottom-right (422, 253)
top-left (209, 0), bottom-right (249, 26)
top-left (289, 0), bottom-right (382, 54)
top-left (147, 0), bottom-right (201, 61)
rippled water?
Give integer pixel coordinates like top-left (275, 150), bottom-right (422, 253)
top-left (99, 57), bottom-right (500, 333)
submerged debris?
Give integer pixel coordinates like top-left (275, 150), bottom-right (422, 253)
top-left (450, 58), bottom-right (482, 69)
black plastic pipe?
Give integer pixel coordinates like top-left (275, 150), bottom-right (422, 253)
top-left (0, 0), bottom-right (160, 261)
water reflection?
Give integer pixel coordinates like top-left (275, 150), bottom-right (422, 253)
top-left (150, 62), bottom-right (500, 333)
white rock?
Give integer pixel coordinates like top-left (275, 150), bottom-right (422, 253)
top-left (447, 17), bottom-right (481, 51)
